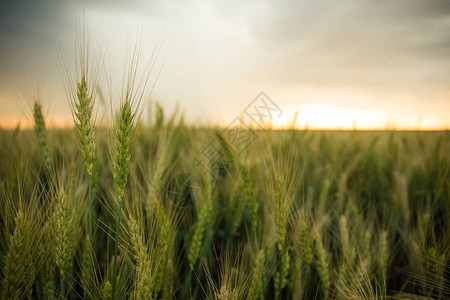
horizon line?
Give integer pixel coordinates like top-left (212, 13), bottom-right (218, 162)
top-left (1, 122), bottom-right (448, 132)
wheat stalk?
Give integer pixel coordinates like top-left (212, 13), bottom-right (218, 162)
top-left (299, 219), bottom-right (313, 274)
top-left (54, 188), bottom-right (76, 296)
top-left (74, 76), bottom-right (97, 177)
top-left (247, 249), bottom-right (265, 300)
top-left (111, 100), bottom-right (135, 299)
top-left (188, 174), bottom-right (213, 267)
top-left (128, 216), bottom-right (156, 299)
top-left (377, 230), bottom-right (389, 291)
top-left (154, 206), bottom-right (170, 295)
top-left (162, 257), bottom-right (175, 300)
top-left (1, 210), bottom-right (35, 300)
top-left (273, 178), bottom-right (290, 299)
top-left (243, 166), bottom-right (258, 228)
top-left (73, 75), bottom-right (98, 250)
top-left (38, 222), bottom-right (56, 300)
top-left (33, 101), bottom-right (51, 169)
top-left (101, 280), bottom-right (112, 300)
top-left (312, 226), bottom-right (330, 299)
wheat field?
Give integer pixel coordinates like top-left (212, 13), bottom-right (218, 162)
top-left (0, 41), bottom-right (449, 300)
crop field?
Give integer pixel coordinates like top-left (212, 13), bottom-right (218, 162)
top-left (0, 37), bottom-right (449, 300)
top-left (1, 107), bottom-right (448, 300)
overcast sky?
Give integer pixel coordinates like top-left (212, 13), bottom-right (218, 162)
top-left (1, 0), bottom-right (449, 129)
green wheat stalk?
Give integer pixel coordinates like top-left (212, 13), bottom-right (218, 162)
top-left (1, 210), bottom-right (35, 300)
top-left (73, 75), bottom-right (97, 246)
top-left (54, 188), bottom-right (76, 296)
top-left (111, 100), bottom-right (134, 299)
top-left (312, 226), bottom-right (330, 299)
top-left (188, 173), bottom-right (213, 267)
top-left (247, 249), bottom-right (265, 300)
top-left (33, 101), bottom-right (51, 169)
top-left (128, 215), bottom-right (156, 299)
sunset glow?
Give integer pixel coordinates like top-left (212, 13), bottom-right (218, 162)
top-left (1, 1), bottom-right (449, 130)
top-left (268, 104), bottom-right (448, 130)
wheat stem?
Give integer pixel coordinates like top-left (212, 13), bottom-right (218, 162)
top-left (111, 199), bottom-right (122, 300)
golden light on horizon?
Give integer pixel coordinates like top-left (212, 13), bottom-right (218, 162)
top-left (270, 104), bottom-right (385, 130)
top-left (0, 112), bottom-right (73, 130)
top-left (268, 104), bottom-right (448, 131)
top-left (1, 102), bottom-right (448, 131)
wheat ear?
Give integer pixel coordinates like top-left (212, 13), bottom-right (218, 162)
top-left (312, 226), bottom-right (330, 299)
top-left (188, 175), bottom-right (213, 267)
top-left (54, 188), bottom-right (76, 296)
top-left (33, 101), bottom-right (51, 169)
top-left (2, 210), bottom-right (35, 300)
top-left (74, 76), bottom-right (96, 177)
top-left (247, 249), bottom-right (265, 300)
top-left (101, 280), bottom-right (112, 300)
top-left (38, 223), bottom-right (56, 300)
top-left (73, 75), bottom-right (97, 247)
top-left (111, 100), bottom-right (134, 299)
top-left (376, 230), bottom-right (389, 291)
top-left (299, 219), bottom-right (313, 274)
top-left (128, 216), bottom-right (155, 299)
top-left (274, 179), bottom-right (289, 299)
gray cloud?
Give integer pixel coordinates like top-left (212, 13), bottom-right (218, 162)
top-left (245, 0), bottom-right (450, 92)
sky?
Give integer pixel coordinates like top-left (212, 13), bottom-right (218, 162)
top-left (0, 0), bottom-right (449, 130)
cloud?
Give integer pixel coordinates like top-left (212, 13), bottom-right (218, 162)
top-left (243, 0), bottom-right (450, 92)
